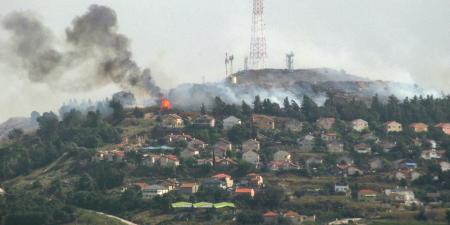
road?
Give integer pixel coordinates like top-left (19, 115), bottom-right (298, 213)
top-left (96, 212), bottom-right (138, 225)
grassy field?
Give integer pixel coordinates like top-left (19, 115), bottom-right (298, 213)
top-left (65, 209), bottom-right (128, 225)
top-left (369, 220), bottom-right (447, 225)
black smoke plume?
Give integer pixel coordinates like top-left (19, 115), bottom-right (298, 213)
top-left (1, 5), bottom-right (160, 97)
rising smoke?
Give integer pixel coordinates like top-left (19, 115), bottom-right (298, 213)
top-left (1, 5), bottom-right (160, 97)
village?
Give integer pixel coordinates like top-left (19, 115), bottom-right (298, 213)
top-left (86, 96), bottom-right (450, 225)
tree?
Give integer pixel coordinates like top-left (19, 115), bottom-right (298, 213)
top-left (200, 103), bottom-right (207, 115)
top-left (8, 128), bottom-right (24, 140)
top-left (446, 209), bottom-right (450, 225)
top-left (133, 107), bottom-right (144, 118)
top-left (236, 210), bottom-right (264, 225)
top-left (37, 112), bottom-right (59, 142)
top-left (109, 100), bottom-right (125, 122)
top-left (253, 96), bottom-right (263, 113)
top-left (212, 97), bottom-right (226, 117)
top-left (76, 173), bottom-right (97, 191)
top-left (242, 101), bottom-right (253, 116)
top-left (227, 125), bottom-right (251, 144)
top-left (301, 95), bottom-right (319, 122)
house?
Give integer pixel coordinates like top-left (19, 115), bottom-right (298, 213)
top-left (435, 123), bottom-right (450, 135)
top-left (337, 155), bottom-right (354, 166)
top-left (317, 117), bottom-right (336, 130)
top-left (133, 182), bottom-right (150, 198)
top-left (283, 211), bottom-right (316, 224)
top-left (440, 161), bottom-right (450, 172)
top-left (379, 141), bottom-right (396, 152)
top-left (384, 121), bottom-right (403, 132)
top-left (193, 114), bottom-right (215, 127)
top-left (166, 133), bottom-right (192, 143)
top-left (223, 116), bottom-right (242, 130)
top-left (346, 165), bottom-right (364, 176)
top-left (201, 179), bottom-right (228, 190)
top-left (334, 183), bottom-right (350, 195)
top-left (160, 114), bottom-right (184, 128)
top-left (211, 173), bottom-right (234, 189)
top-left (409, 122), bottom-right (429, 133)
top-left (214, 157), bottom-right (238, 167)
top-left (269, 160), bottom-right (302, 171)
top-left (246, 173), bottom-right (264, 188)
top-left (93, 150), bottom-right (125, 163)
top-left (180, 147), bottom-right (200, 159)
top-left (327, 141), bottom-right (344, 153)
top-left (368, 158), bottom-right (383, 171)
top-left (213, 145), bottom-right (229, 158)
top-left (362, 132), bottom-right (380, 143)
top-left (394, 159), bottom-right (417, 169)
top-left (263, 211), bottom-right (279, 224)
top-left (216, 138), bottom-right (232, 151)
top-left (298, 134), bottom-right (315, 152)
top-left (306, 156), bottom-right (324, 165)
top-left (214, 138), bottom-right (232, 157)
top-left (142, 184), bottom-right (170, 199)
top-left (273, 150), bottom-right (291, 161)
top-left (385, 187), bottom-right (420, 206)
top-left (283, 119), bottom-right (303, 132)
top-left (421, 149), bottom-right (445, 160)
top-left (187, 138), bottom-right (206, 149)
top-left (394, 169), bottom-right (421, 181)
top-left (235, 188), bottom-right (255, 198)
top-left (252, 114), bottom-right (275, 130)
top-left (321, 132), bottom-right (337, 141)
top-left (328, 218), bottom-right (364, 225)
top-left (358, 189), bottom-right (378, 202)
top-left (242, 151), bottom-right (260, 166)
top-left (351, 119), bottom-right (369, 132)
top-left (242, 139), bottom-right (260, 152)
top-left (159, 155), bottom-right (180, 167)
top-left (354, 143), bottom-right (371, 154)
top-left (141, 154), bottom-right (159, 167)
top-left (178, 182), bottom-right (199, 194)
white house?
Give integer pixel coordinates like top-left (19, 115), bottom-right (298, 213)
top-left (223, 116), bottom-right (242, 130)
top-left (242, 139), bottom-right (260, 152)
top-left (273, 150), bottom-right (291, 161)
top-left (351, 119), bottom-right (369, 132)
top-left (142, 184), bottom-right (170, 199)
top-left (242, 150), bottom-right (260, 166)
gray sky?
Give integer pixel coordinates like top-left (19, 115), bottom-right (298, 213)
top-left (0, 0), bottom-right (449, 122)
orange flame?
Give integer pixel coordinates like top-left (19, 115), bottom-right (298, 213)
top-left (160, 97), bottom-right (172, 111)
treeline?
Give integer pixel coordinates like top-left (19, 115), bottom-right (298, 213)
top-left (211, 94), bottom-right (450, 125)
top-left (0, 192), bottom-right (75, 225)
top-left (0, 109), bottom-right (121, 180)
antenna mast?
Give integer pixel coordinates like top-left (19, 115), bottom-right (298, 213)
top-left (249, 0), bottom-right (267, 69)
top-left (286, 52), bottom-right (294, 72)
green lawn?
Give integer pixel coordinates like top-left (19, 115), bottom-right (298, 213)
top-left (65, 209), bottom-right (128, 225)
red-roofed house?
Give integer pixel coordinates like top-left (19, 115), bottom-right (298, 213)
top-left (409, 122), bottom-right (429, 133)
top-left (235, 188), bottom-right (255, 198)
top-left (435, 123), bottom-right (450, 135)
top-left (263, 211), bottom-right (279, 224)
top-left (179, 182), bottom-right (199, 194)
top-left (212, 173), bottom-right (233, 188)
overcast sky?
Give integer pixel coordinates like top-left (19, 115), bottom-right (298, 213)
top-left (0, 0), bottom-right (449, 122)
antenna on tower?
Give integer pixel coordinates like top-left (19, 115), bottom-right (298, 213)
top-left (244, 57), bottom-right (249, 71)
top-left (286, 52), bottom-right (294, 72)
top-left (249, 0), bottom-right (267, 70)
top-left (225, 53), bottom-right (229, 77)
top-left (229, 55), bottom-right (234, 75)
